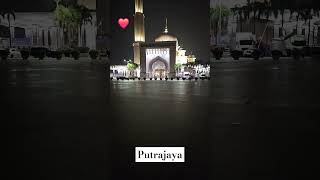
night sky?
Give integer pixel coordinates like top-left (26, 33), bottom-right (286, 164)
top-left (111, 0), bottom-right (210, 64)
top-left (0, 0), bottom-right (80, 12)
top-left (1, 0), bottom-right (56, 12)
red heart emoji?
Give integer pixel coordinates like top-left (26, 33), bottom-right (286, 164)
top-left (118, 18), bottom-right (129, 29)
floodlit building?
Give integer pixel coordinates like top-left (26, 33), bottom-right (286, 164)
top-left (210, 0), bottom-right (320, 46)
top-left (0, 1), bottom-right (97, 49)
top-left (187, 54), bottom-right (197, 64)
top-left (133, 0), bottom-right (196, 78)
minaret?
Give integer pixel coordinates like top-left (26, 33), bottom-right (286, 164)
top-left (164, 18), bottom-right (168, 33)
top-left (133, 0), bottom-right (145, 65)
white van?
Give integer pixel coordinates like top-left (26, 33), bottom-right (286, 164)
top-left (183, 72), bottom-right (191, 78)
top-left (231, 32), bottom-right (256, 56)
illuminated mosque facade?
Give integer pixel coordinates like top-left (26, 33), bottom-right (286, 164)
top-left (133, 0), bottom-right (196, 78)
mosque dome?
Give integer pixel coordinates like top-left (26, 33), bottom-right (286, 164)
top-left (155, 33), bottom-right (178, 42)
top-left (154, 18), bottom-right (178, 43)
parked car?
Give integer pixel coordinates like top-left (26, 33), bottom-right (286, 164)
top-left (231, 49), bottom-right (243, 60)
top-left (183, 72), bottom-right (194, 79)
top-left (200, 73), bottom-right (207, 78)
top-left (9, 48), bottom-right (21, 58)
top-left (231, 32), bottom-right (256, 52)
top-left (291, 35), bottom-right (306, 60)
top-left (243, 48), bottom-right (254, 57)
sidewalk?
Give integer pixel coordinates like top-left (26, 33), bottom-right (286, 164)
top-left (0, 57), bottom-right (109, 66)
top-left (210, 56), bottom-right (313, 64)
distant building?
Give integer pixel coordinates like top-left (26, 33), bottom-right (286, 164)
top-left (210, 0), bottom-right (320, 46)
top-left (133, 0), bottom-right (196, 78)
top-left (187, 54), bottom-right (196, 64)
top-left (0, 1), bottom-right (97, 49)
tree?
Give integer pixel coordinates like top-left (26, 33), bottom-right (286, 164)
top-left (68, 7), bottom-right (81, 46)
top-left (54, 5), bottom-right (72, 46)
top-left (250, 1), bottom-right (259, 34)
top-left (231, 5), bottom-right (242, 32)
top-left (174, 63), bottom-right (182, 76)
top-left (210, 5), bottom-right (231, 45)
top-left (295, 9), bottom-right (302, 32)
top-left (54, 4), bottom-right (81, 47)
top-left (262, 0), bottom-right (272, 21)
top-left (299, 9), bottom-right (313, 45)
top-left (245, 0), bottom-right (270, 34)
top-left (272, 0), bottom-right (288, 36)
top-left (1, 10), bottom-right (16, 48)
top-left (231, 2), bottom-right (257, 33)
top-left (259, 0), bottom-right (272, 42)
top-left (127, 61), bottom-right (138, 77)
top-left (77, 5), bottom-right (92, 47)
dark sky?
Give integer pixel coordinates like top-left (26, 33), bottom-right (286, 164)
top-left (0, 0), bottom-right (78, 12)
top-left (111, 0), bottom-right (210, 64)
top-left (1, 0), bottom-right (56, 12)
top-left (270, 0), bottom-right (320, 9)
top-left (2, 0), bottom-right (318, 12)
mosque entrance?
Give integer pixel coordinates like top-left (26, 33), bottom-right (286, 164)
top-left (143, 46), bottom-right (175, 78)
top-left (150, 57), bottom-right (168, 78)
top-left (154, 69), bottom-right (166, 78)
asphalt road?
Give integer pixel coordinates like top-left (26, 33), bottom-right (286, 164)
top-left (1, 58), bottom-right (320, 179)
top-left (210, 58), bottom-right (320, 179)
top-left (1, 61), bottom-right (111, 180)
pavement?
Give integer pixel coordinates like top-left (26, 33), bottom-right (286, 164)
top-left (1, 59), bottom-right (111, 180)
top-left (1, 57), bottom-right (320, 179)
top-left (109, 57), bottom-right (320, 179)
top-left (0, 57), bottom-right (109, 66)
top-left (211, 56), bottom-right (313, 63)
top-left (209, 58), bottom-right (320, 179)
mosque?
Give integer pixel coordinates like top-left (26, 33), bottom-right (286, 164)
top-left (133, 0), bottom-right (196, 78)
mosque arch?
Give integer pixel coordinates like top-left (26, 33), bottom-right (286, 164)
top-left (148, 56), bottom-right (169, 72)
